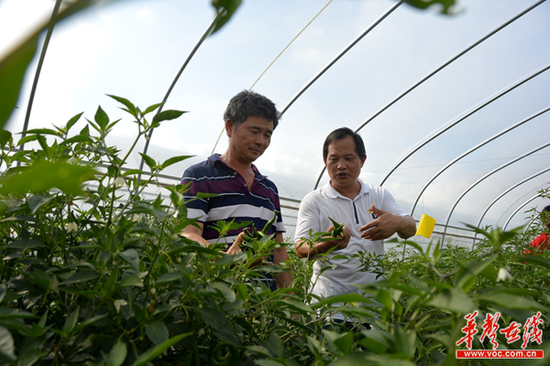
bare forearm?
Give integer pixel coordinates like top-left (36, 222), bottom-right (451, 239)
top-left (273, 244), bottom-right (291, 288)
top-left (295, 238), bottom-right (341, 259)
top-left (181, 231), bottom-right (210, 246)
top-left (276, 272), bottom-right (292, 289)
top-left (397, 215), bottom-right (417, 239)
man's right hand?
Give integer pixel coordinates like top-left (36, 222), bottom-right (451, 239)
top-left (327, 224), bottom-right (350, 249)
top-left (181, 222), bottom-right (210, 247)
top-left (295, 223), bottom-right (351, 259)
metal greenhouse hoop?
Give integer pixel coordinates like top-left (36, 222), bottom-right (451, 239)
top-left (313, 0), bottom-right (545, 190)
top-left (409, 105), bottom-right (550, 218)
top-left (441, 142), bottom-right (550, 242)
top-left (472, 167), bottom-right (550, 247)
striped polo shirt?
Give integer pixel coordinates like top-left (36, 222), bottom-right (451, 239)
top-left (181, 154), bottom-right (285, 245)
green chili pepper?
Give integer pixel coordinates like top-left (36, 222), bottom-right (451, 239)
top-left (242, 225), bottom-right (260, 244)
top-left (262, 210), bottom-right (278, 234)
top-left (328, 216), bottom-right (344, 237)
top-left (240, 211), bottom-right (278, 255)
top-left (207, 342), bottom-right (238, 366)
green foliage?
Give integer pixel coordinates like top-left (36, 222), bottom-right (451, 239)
top-left (0, 32), bottom-right (38, 130)
top-left (0, 98), bottom-right (305, 365)
top-left (1, 97), bottom-right (550, 365)
top-left (354, 216), bottom-right (550, 365)
top-left (210, 0), bottom-right (243, 35)
top-left (1, 1), bottom-right (547, 365)
top-left (404, 0), bottom-right (457, 15)
top-left (0, 0), bottom-right (116, 130)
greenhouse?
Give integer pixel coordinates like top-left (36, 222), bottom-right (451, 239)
top-left (1, 0), bottom-right (549, 364)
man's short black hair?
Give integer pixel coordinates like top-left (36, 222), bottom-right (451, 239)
top-left (323, 127), bottom-right (367, 160)
top-left (223, 90), bottom-right (280, 129)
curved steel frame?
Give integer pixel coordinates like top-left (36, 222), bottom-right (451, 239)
top-left (409, 105), bottom-right (550, 217)
top-left (313, 0), bottom-right (545, 190)
top-left (382, 64), bottom-right (550, 194)
top-left (503, 193), bottom-right (543, 231)
top-left (138, 12), bottom-right (223, 174)
top-left (209, 0), bottom-right (406, 182)
top-left (20, 0), bottom-right (62, 152)
top-left (279, 0), bottom-right (405, 116)
top-left (210, 0), bottom-right (405, 156)
top-left (472, 167), bottom-right (550, 246)
top-left (512, 194), bottom-right (549, 235)
top-left (441, 142), bottom-right (550, 242)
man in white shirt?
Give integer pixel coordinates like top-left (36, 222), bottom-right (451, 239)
top-left (294, 127), bottom-right (416, 306)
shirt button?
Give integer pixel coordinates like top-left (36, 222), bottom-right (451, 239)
top-left (244, 184), bottom-right (247, 187)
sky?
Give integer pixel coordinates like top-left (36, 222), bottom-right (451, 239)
top-left (1, 0), bottom-right (549, 240)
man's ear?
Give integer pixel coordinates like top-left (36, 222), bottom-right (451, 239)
top-left (360, 155), bottom-right (367, 167)
top-left (225, 119), bottom-right (234, 137)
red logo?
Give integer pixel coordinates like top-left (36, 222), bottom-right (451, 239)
top-left (455, 311), bottom-right (544, 360)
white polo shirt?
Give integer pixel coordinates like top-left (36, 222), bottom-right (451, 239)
top-left (294, 180), bottom-right (408, 300)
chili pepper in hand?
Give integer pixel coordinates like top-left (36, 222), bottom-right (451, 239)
top-left (262, 210), bottom-right (277, 234)
top-left (328, 216), bottom-right (344, 237)
top-left (309, 217), bottom-right (349, 252)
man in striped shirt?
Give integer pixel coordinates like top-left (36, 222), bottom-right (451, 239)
top-left (180, 90), bottom-right (291, 290)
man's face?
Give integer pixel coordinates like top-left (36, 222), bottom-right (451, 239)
top-left (227, 116), bottom-right (273, 164)
top-left (324, 136), bottom-right (366, 192)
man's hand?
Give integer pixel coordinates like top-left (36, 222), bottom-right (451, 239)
top-left (181, 222), bottom-right (210, 247)
top-left (359, 204), bottom-right (416, 240)
top-left (327, 223), bottom-right (351, 249)
top-left (295, 221), bottom-right (350, 259)
top-left (226, 232), bottom-right (244, 255)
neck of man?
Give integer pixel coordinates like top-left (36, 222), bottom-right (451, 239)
top-left (220, 152), bottom-right (254, 177)
top-left (331, 180), bottom-right (361, 200)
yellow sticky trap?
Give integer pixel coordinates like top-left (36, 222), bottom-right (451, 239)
top-left (416, 214), bottom-right (436, 239)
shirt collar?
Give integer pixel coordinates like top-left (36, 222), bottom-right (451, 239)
top-left (208, 153), bottom-right (266, 180)
top-left (323, 179), bottom-right (369, 200)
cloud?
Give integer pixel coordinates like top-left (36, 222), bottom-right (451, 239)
top-left (136, 8), bottom-right (159, 25)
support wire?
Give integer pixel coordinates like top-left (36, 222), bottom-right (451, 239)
top-left (210, 0), bottom-right (334, 155)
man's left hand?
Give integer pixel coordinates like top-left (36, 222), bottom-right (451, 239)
top-left (359, 204), bottom-right (402, 241)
